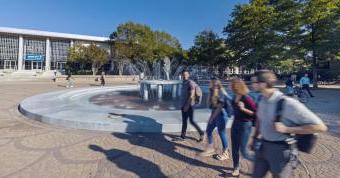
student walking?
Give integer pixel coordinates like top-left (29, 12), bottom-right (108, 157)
top-left (251, 70), bottom-right (327, 178)
top-left (199, 77), bottom-right (233, 161)
top-left (176, 69), bottom-right (204, 142)
top-left (230, 78), bottom-right (256, 176)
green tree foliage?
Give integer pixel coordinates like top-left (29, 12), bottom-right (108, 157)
top-left (224, 0), bottom-right (339, 87)
top-left (86, 44), bottom-right (109, 75)
top-left (188, 30), bottom-right (229, 66)
top-left (300, 0), bottom-right (339, 87)
top-left (153, 30), bottom-right (182, 59)
top-left (68, 44), bottom-right (109, 75)
top-left (68, 44), bottom-right (87, 63)
top-left (110, 22), bottom-right (182, 63)
top-left (224, 0), bottom-right (278, 69)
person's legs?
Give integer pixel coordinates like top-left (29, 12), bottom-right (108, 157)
top-left (303, 84), bottom-right (314, 97)
top-left (253, 143), bottom-right (270, 178)
top-left (188, 107), bottom-right (204, 137)
top-left (240, 122), bottom-right (255, 161)
top-left (215, 115), bottom-right (230, 161)
top-left (206, 120), bottom-right (216, 145)
top-left (200, 119), bottom-right (216, 156)
top-left (181, 109), bottom-right (188, 139)
top-left (231, 121), bottom-right (241, 169)
top-left (216, 115), bottom-right (228, 150)
top-left (265, 143), bottom-right (292, 178)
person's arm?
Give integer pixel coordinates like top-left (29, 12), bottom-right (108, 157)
top-left (274, 122), bottom-right (327, 134)
top-left (274, 98), bottom-right (328, 134)
top-left (239, 97), bottom-right (256, 116)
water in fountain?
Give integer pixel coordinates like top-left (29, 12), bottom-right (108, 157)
top-left (139, 57), bottom-right (186, 101)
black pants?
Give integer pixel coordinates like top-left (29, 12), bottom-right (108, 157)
top-left (181, 106), bottom-right (203, 137)
top-left (302, 84), bottom-right (314, 97)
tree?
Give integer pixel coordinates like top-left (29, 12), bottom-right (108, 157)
top-left (188, 30), bottom-right (228, 66)
top-left (270, 0), bottom-right (304, 61)
top-left (224, 0), bottom-right (278, 69)
top-left (68, 44), bottom-right (109, 75)
top-left (223, 0), bottom-right (339, 87)
top-left (300, 0), bottom-right (339, 87)
top-left (110, 22), bottom-right (155, 62)
top-left (86, 44), bottom-right (109, 75)
top-left (153, 30), bottom-right (182, 59)
top-left (68, 44), bottom-right (89, 72)
top-left (110, 22), bottom-right (183, 63)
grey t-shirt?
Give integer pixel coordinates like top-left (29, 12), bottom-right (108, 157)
top-left (257, 90), bottom-right (322, 141)
top-left (181, 80), bottom-right (195, 107)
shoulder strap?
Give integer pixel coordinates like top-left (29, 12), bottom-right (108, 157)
top-left (275, 98), bottom-right (285, 122)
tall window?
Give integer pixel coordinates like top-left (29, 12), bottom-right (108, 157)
top-left (51, 40), bottom-right (70, 62)
top-left (23, 38), bottom-right (46, 59)
top-left (0, 34), bottom-right (19, 69)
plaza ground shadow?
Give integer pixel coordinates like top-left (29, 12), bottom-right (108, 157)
top-left (114, 114), bottom-right (234, 176)
top-left (89, 113), bottom-right (237, 177)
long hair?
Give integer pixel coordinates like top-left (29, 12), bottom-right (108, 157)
top-left (209, 79), bottom-right (226, 108)
top-left (231, 78), bottom-right (249, 96)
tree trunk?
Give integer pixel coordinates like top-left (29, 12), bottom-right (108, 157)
top-left (118, 61), bottom-right (124, 76)
top-left (92, 63), bottom-right (97, 76)
top-left (311, 25), bottom-right (318, 88)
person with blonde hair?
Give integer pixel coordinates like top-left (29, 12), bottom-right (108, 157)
top-left (230, 78), bottom-right (256, 176)
top-left (199, 77), bottom-right (233, 161)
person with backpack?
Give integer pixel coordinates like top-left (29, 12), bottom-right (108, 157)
top-left (250, 70), bottom-right (327, 178)
top-left (176, 69), bottom-right (204, 142)
top-left (230, 78), bottom-right (256, 177)
top-left (199, 77), bottom-right (233, 161)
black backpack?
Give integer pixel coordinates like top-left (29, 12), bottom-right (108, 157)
top-left (275, 98), bottom-right (318, 153)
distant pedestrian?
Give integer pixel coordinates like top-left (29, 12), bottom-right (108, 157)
top-left (53, 69), bottom-right (57, 82)
top-left (66, 73), bottom-right (74, 88)
top-left (299, 73), bottom-right (314, 97)
top-left (100, 72), bottom-right (106, 87)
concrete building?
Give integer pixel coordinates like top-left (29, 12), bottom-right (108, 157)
top-left (0, 27), bottom-right (110, 72)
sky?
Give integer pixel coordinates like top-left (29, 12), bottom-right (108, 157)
top-left (0, 0), bottom-right (249, 49)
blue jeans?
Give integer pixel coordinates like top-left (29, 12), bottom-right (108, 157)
top-left (206, 112), bottom-right (228, 150)
top-left (231, 120), bottom-right (255, 169)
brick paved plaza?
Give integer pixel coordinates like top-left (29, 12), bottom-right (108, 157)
top-left (0, 80), bottom-right (339, 178)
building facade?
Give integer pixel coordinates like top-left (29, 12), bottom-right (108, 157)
top-left (0, 27), bottom-right (110, 71)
